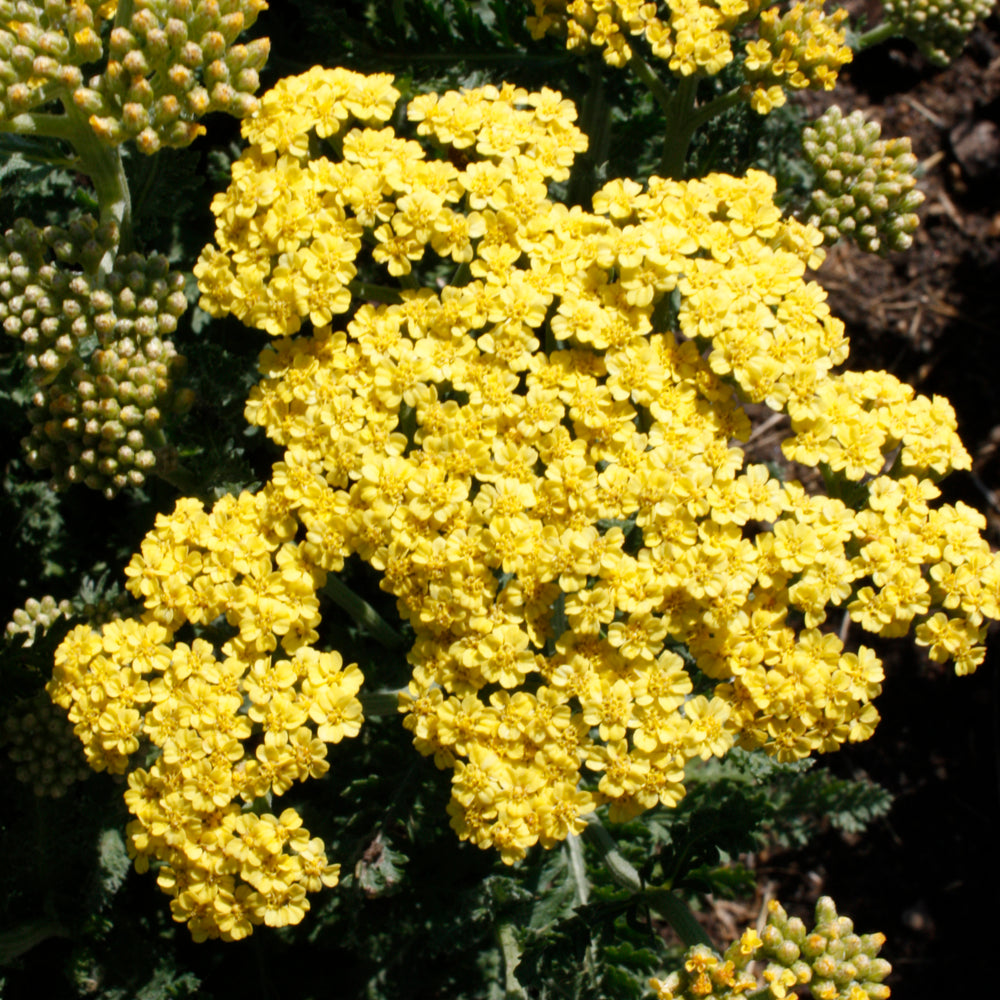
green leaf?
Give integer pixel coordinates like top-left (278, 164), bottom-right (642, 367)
top-left (353, 833), bottom-right (409, 898)
top-left (96, 829), bottom-right (130, 908)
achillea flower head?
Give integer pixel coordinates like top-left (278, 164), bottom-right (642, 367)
top-left (0, 0), bottom-right (269, 151)
top-left (47, 490), bottom-right (364, 940)
top-left (803, 106), bottom-right (924, 253)
top-left (744, 1), bottom-right (852, 114)
top-left (192, 68), bottom-right (996, 861)
top-left (54, 69), bottom-right (1000, 932)
top-left (882, 0), bottom-right (995, 66)
top-left (0, 216), bottom-right (189, 496)
top-left (649, 897), bottom-right (891, 1000)
top-left (528, 0), bottom-right (760, 73)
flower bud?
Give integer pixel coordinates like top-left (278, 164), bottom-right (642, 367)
top-left (165, 18), bottom-right (189, 47)
top-left (803, 106), bottom-right (924, 254)
top-left (123, 49), bottom-right (151, 76)
top-left (32, 54), bottom-right (60, 79)
top-left (884, 0), bottom-right (995, 65)
top-left (3, 221), bottom-right (188, 497)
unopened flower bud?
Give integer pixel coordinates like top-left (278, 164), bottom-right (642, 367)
top-left (884, 0), bottom-right (994, 65)
top-left (803, 107), bottom-right (924, 253)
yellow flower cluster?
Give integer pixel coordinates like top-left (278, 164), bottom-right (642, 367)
top-left (47, 489), bottom-right (364, 940)
top-left (192, 68), bottom-right (1000, 868)
top-left (195, 67), bottom-right (587, 335)
top-left (744, 1), bottom-right (853, 113)
top-left (54, 66), bottom-right (997, 909)
top-left (528, 0), bottom-right (759, 73)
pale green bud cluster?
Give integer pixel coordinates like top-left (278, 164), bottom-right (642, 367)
top-left (2, 691), bottom-right (91, 797)
top-left (760, 897), bottom-right (892, 1000)
top-left (1, 216), bottom-right (190, 497)
top-left (882, 0), bottom-right (995, 65)
top-left (0, 0), bottom-right (104, 119)
top-left (803, 106), bottom-right (924, 254)
top-left (5, 594), bottom-right (72, 645)
top-left (0, 0), bottom-right (269, 152)
top-left (649, 897), bottom-right (891, 1000)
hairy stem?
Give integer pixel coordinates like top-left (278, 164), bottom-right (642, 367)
top-left (60, 100), bottom-right (132, 265)
top-left (0, 112), bottom-right (76, 141)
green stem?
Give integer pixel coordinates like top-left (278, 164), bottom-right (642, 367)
top-left (628, 51), bottom-right (745, 178)
top-left (0, 112), bottom-right (77, 141)
top-left (567, 53), bottom-right (611, 208)
top-left (348, 281), bottom-right (404, 305)
top-left (566, 832), bottom-right (590, 907)
top-left (685, 87), bottom-right (744, 133)
top-left (322, 575), bottom-right (406, 650)
top-left (1, 100), bottom-right (131, 271)
top-left (59, 99), bottom-right (132, 265)
top-left (659, 75), bottom-right (699, 178)
top-left (359, 689), bottom-right (404, 717)
top-left (582, 813), bottom-right (643, 891)
top-left (628, 53), bottom-right (674, 116)
top-left (114, 0), bottom-right (136, 28)
top-left (581, 815), bottom-right (712, 948)
top-left (644, 888), bottom-right (713, 948)
top-left (497, 922), bottom-right (528, 1000)
top-left (855, 22), bottom-right (900, 50)
top-left (565, 832), bottom-right (601, 986)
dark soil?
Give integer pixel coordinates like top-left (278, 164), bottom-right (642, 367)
top-left (745, 14), bottom-right (1000, 996)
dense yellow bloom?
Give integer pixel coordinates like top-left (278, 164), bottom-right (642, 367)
top-left (525, 0), bottom-right (851, 108)
top-left (57, 66), bottom-right (998, 905)
top-left (47, 490), bottom-right (363, 941)
top-left (528, 0), bottom-right (758, 72)
top-left (744, 1), bottom-right (853, 114)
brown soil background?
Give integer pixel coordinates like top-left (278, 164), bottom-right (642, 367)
top-left (725, 11), bottom-right (1000, 995)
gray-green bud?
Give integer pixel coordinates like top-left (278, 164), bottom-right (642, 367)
top-left (3, 219), bottom-right (189, 497)
top-left (803, 106), bottom-right (924, 254)
top-left (883, 0), bottom-right (995, 65)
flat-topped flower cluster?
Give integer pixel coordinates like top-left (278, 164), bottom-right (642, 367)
top-left (527, 1), bottom-right (853, 113)
top-left (52, 67), bottom-right (999, 934)
top-left (48, 488), bottom-right (363, 940)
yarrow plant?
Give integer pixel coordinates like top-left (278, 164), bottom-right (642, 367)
top-left (3, 0), bottom-right (995, 993)
top-left (47, 61), bottom-right (999, 949)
